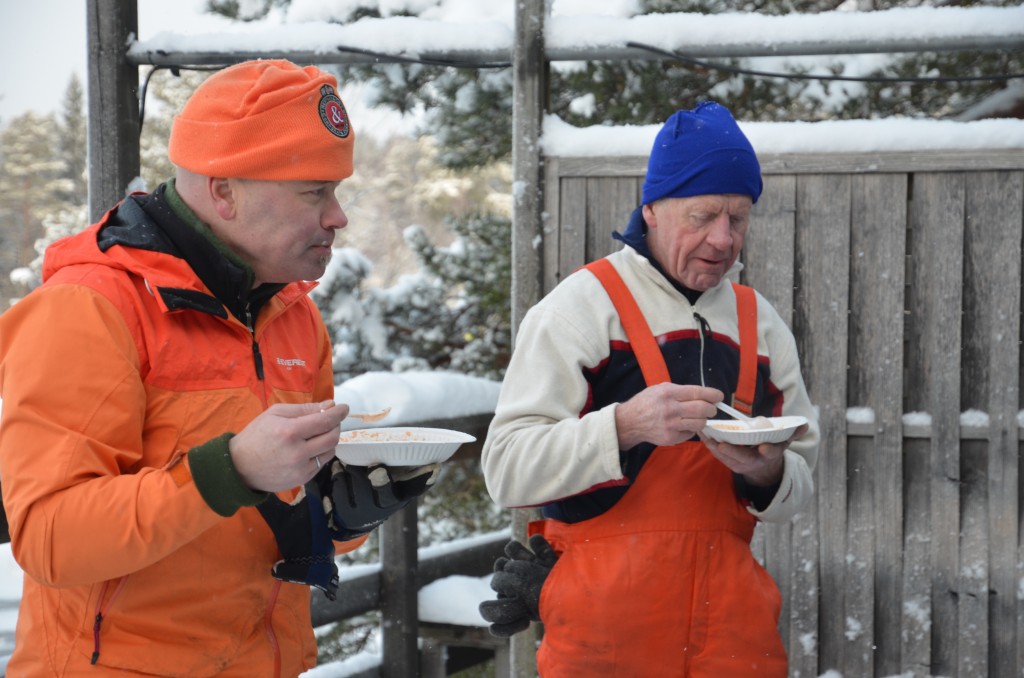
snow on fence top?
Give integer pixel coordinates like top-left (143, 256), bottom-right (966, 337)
top-left (124, 3), bottom-right (1024, 154)
top-left (541, 114), bottom-right (1024, 156)
top-left (128, 4), bottom-right (1024, 61)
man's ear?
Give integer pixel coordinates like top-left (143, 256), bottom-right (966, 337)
top-left (208, 177), bottom-right (238, 220)
top-left (641, 203), bottom-right (657, 230)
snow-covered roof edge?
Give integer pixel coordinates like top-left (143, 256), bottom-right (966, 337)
top-left (541, 114), bottom-right (1024, 157)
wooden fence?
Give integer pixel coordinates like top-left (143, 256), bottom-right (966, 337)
top-left (538, 150), bottom-right (1024, 678)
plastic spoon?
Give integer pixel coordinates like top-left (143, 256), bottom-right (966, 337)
top-left (348, 407), bottom-right (392, 423)
top-left (715, 402), bottom-right (773, 430)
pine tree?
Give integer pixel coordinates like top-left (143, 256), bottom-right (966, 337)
top-left (314, 211), bottom-right (513, 381)
top-left (310, 131), bottom-right (513, 381)
top-left (56, 74), bottom-right (87, 202)
top-left (399, 212), bottom-right (512, 379)
top-left (1, 76), bottom-right (92, 300)
top-left (139, 68), bottom-right (211, 189)
top-left (0, 111), bottom-right (69, 302)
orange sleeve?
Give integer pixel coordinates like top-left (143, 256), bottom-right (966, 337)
top-left (0, 284), bottom-right (220, 586)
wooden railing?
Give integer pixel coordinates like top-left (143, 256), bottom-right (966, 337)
top-left (308, 412), bottom-right (508, 677)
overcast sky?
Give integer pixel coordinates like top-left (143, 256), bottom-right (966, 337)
top-left (0, 0), bottom-right (233, 124)
top-left (0, 0), bottom-right (87, 122)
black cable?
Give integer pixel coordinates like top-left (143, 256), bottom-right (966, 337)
top-left (625, 41), bottom-right (1024, 83)
top-left (137, 47), bottom-right (511, 130)
top-left (334, 45), bottom-right (511, 69)
top-left (138, 64), bottom-right (226, 132)
top-left (137, 40), bottom-right (1020, 131)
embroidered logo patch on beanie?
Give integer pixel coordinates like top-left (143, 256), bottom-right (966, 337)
top-left (641, 101), bottom-right (762, 206)
top-left (318, 85), bottom-right (350, 139)
top-left (168, 59), bottom-right (355, 182)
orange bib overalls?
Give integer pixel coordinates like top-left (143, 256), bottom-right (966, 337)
top-left (531, 259), bottom-right (787, 677)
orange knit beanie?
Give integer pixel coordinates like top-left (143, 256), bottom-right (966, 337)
top-left (169, 59), bottom-right (354, 181)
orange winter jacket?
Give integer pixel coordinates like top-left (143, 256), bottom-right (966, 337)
top-left (0, 185), bottom-right (363, 677)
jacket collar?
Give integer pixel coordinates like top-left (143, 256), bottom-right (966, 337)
top-left (613, 206), bottom-right (703, 304)
top-left (97, 181), bottom-right (285, 322)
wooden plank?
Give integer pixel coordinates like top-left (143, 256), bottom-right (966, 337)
top-left (380, 503), bottom-right (420, 678)
top-left (962, 170), bottom-right (1024, 678)
top-left (745, 174), bottom-right (797, 324)
top-left (846, 173), bottom-right (907, 676)
top-left (510, 0), bottom-right (546, 334)
top-left (906, 171), bottom-right (966, 676)
top-left (957, 438), bottom-right (989, 678)
top-left (557, 177), bottom-right (588, 279)
top-left (509, 5), bottom-right (546, 674)
top-left (553, 156), bottom-right (647, 178)
top-left (542, 156), bottom-right (562, 296)
top-left (790, 173), bottom-right (852, 673)
top-left (552, 150), bottom-right (1024, 180)
top-left (760, 150), bottom-right (1024, 175)
top-left (844, 437), bottom-right (875, 677)
top-left (86, 0), bottom-right (141, 221)
top-left (901, 437), bottom-right (933, 675)
top-left (311, 533), bottom-right (508, 627)
top-left (742, 173), bottom-right (797, 652)
top-left (584, 177), bottom-right (635, 262)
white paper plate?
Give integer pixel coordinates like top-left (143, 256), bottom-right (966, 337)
top-left (703, 415), bottom-right (808, 446)
top-left (334, 427), bottom-right (476, 466)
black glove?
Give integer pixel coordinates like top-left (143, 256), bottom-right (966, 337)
top-left (479, 534), bottom-right (559, 637)
top-left (324, 458), bottom-right (440, 541)
top-left (256, 472), bottom-right (340, 600)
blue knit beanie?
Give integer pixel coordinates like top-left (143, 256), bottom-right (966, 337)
top-left (641, 102), bottom-right (762, 206)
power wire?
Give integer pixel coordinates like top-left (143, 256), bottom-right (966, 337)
top-left (624, 41), bottom-right (1024, 84)
top-left (334, 45), bottom-right (511, 69)
top-left (137, 48), bottom-right (511, 130)
top-left (138, 64), bottom-right (225, 132)
top-left (137, 41), bottom-right (1021, 130)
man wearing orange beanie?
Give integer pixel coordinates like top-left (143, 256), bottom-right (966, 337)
top-left (0, 59), bottom-right (439, 676)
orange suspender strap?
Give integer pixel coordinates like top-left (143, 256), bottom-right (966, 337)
top-left (731, 282), bottom-right (758, 415)
top-left (584, 259), bottom-right (671, 387)
top-left (585, 259), bottom-right (760, 410)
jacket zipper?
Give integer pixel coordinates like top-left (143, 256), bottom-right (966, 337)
top-left (693, 311), bottom-right (712, 388)
top-left (246, 307), bottom-right (265, 381)
top-left (91, 577), bottom-right (128, 665)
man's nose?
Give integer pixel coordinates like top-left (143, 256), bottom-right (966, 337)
top-left (705, 214), bottom-right (734, 249)
top-left (323, 193), bottom-right (348, 231)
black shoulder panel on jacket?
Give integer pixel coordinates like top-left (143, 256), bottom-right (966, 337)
top-left (97, 196), bottom-right (181, 256)
top-left (158, 288), bottom-right (228, 318)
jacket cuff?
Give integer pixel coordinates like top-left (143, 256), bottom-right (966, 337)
top-left (733, 472), bottom-right (781, 512)
top-left (189, 433), bottom-right (269, 517)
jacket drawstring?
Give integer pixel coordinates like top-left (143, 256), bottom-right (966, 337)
top-left (91, 577), bottom-right (128, 665)
top-left (693, 311), bottom-right (713, 387)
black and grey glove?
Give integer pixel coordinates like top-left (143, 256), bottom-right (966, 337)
top-left (325, 459), bottom-right (440, 541)
top-left (256, 473), bottom-right (340, 600)
top-left (478, 534), bottom-right (559, 637)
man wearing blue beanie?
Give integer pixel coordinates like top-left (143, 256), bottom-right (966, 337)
top-left (643, 101), bottom-right (763, 206)
top-left (481, 101), bottom-right (819, 677)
